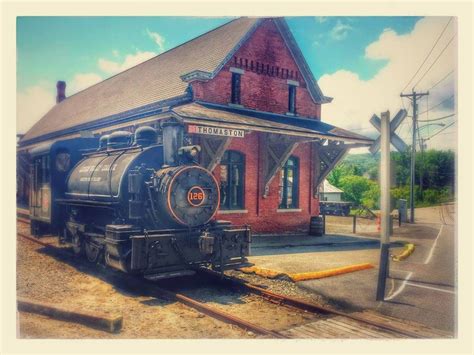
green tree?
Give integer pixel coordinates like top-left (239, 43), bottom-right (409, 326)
top-left (339, 175), bottom-right (372, 205)
top-left (391, 150), bottom-right (411, 186)
top-left (327, 162), bottom-right (364, 187)
top-left (361, 180), bottom-right (380, 209)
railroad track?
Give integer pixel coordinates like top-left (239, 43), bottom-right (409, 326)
top-left (16, 214), bottom-right (449, 339)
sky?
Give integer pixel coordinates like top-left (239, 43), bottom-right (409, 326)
top-left (17, 16), bottom-right (457, 152)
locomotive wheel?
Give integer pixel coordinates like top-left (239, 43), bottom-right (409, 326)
top-left (85, 241), bottom-right (101, 263)
top-left (72, 233), bottom-right (84, 256)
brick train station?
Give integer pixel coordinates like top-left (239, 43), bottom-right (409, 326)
top-left (17, 17), bottom-right (371, 234)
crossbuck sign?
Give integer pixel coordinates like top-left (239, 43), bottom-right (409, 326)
top-left (369, 109), bottom-right (408, 154)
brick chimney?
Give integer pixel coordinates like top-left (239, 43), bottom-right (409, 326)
top-left (56, 81), bottom-right (66, 103)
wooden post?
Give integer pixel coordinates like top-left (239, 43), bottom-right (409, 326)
top-left (322, 212), bottom-right (326, 235)
top-left (352, 215), bottom-right (357, 234)
top-left (17, 297), bottom-right (123, 333)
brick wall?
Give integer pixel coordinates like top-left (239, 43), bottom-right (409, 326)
top-left (212, 132), bottom-right (320, 234)
top-left (191, 19), bottom-right (322, 119)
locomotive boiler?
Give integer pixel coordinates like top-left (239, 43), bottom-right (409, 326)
top-left (29, 122), bottom-right (251, 279)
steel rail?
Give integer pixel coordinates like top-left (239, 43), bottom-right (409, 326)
top-left (16, 225), bottom-right (286, 338)
top-left (148, 284), bottom-right (286, 338)
top-left (199, 268), bottom-right (424, 339)
top-left (17, 217), bottom-right (30, 225)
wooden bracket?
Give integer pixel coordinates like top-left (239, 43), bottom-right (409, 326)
top-left (261, 133), bottom-right (299, 198)
top-left (313, 140), bottom-right (348, 195)
top-left (199, 136), bottom-right (232, 171)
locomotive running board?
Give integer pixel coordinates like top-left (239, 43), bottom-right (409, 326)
top-left (144, 270), bottom-right (196, 281)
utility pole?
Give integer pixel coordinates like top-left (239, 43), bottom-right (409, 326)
top-left (419, 136), bottom-right (425, 200)
top-left (376, 111), bottom-right (391, 301)
top-left (400, 90), bottom-right (429, 223)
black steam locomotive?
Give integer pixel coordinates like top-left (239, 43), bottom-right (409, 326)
top-left (28, 121), bottom-right (251, 279)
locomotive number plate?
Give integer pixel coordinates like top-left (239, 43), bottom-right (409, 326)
top-left (187, 186), bottom-right (205, 207)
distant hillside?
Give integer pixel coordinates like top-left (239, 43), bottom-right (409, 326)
top-left (340, 153), bottom-right (379, 177)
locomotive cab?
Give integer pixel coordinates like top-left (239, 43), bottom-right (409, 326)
top-left (28, 138), bottom-right (99, 236)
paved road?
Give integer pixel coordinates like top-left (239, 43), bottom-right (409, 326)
top-left (380, 203), bottom-right (456, 332)
top-left (247, 204), bottom-right (456, 333)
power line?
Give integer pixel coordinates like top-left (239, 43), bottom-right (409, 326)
top-left (424, 121), bottom-right (456, 140)
top-left (401, 17), bottom-right (453, 92)
top-left (418, 113), bottom-right (455, 122)
top-left (428, 70), bottom-right (454, 91)
top-left (413, 34), bottom-right (456, 89)
top-left (418, 94), bottom-right (454, 115)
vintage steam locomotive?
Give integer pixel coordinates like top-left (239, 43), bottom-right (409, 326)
top-left (28, 121), bottom-right (251, 279)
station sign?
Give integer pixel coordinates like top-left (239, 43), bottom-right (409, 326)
top-left (187, 124), bottom-right (245, 138)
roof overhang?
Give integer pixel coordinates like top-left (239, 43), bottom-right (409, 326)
top-left (172, 102), bottom-right (373, 145)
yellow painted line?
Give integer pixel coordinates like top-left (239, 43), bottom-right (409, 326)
top-left (392, 243), bottom-right (415, 262)
top-left (238, 263), bottom-right (374, 282)
top-left (289, 263), bottom-right (374, 282)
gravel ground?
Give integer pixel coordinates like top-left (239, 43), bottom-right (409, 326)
top-left (15, 214), bottom-right (413, 339)
top-left (16, 224), bottom-right (254, 339)
top-left (161, 276), bottom-right (324, 332)
top-left (16, 220), bottom-right (336, 339)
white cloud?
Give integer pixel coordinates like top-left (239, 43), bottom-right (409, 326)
top-left (98, 50), bottom-right (156, 75)
top-left (315, 17), bottom-right (328, 24)
top-left (18, 49), bottom-right (157, 134)
top-left (69, 72), bottom-right (103, 94)
top-left (17, 82), bottom-right (55, 134)
top-left (330, 20), bottom-right (353, 41)
top-left (146, 29), bottom-right (166, 52)
top-left (318, 17), bottom-right (457, 151)
top-left (16, 72), bottom-right (103, 134)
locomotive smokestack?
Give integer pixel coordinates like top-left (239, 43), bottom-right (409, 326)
top-left (162, 120), bottom-right (183, 167)
top-left (56, 81), bottom-right (66, 103)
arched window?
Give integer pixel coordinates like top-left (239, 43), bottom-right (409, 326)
top-left (279, 156), bottom-right (299, 209)
top-left (219, 150), bottom-right (245, 210)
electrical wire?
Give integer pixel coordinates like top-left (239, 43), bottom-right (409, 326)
top-left (401, 17), bottom-right (453, 92)
top-left (418, 113), bottom-right (456, 122)
top-left (428, 70), bottom-right (454, 91)
top-left (418, 94), bottom-right (454, 115)
top-left (412, 34), bottom-right (456, 89)
top-left (423, 121), bottom-right (456, 140)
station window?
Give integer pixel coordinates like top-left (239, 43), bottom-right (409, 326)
top-left (288, 85), bottom-right (297, 114)
top-left (231, 72), bottom-right (241, 105)
top-left (219, 150), bottom-right (245, 210)
top-left (279, 156), bottom-right (299, 209)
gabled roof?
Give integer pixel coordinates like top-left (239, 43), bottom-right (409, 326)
top-left (321, 180), bottom-right (344, 194)
top-left (21, 17), bottom-right (331, 146)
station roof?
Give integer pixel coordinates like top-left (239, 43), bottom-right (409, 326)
top-left (21, 18), bottom-right (259, 144)
top-left (21, 17), bottom-right (334, 147)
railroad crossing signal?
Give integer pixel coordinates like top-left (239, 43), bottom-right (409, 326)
top-left (369, 109), bottom-right (408, 154)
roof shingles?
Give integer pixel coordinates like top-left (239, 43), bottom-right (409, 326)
top-left (22, 17), bottom-right (259, 142)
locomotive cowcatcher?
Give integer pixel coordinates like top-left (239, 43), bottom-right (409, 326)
top-left (28, 121), bottom-right (251, 279)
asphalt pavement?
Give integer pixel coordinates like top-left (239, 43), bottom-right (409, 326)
top-left (248, 204), bottom-right (456, 334)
